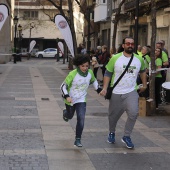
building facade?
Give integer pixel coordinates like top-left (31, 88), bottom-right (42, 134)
top-left (93, 0), bottom-right (170, 54)
top-left (14, 0), bottom-right (84, 56)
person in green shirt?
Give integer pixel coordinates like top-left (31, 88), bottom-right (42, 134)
top-left (60, 56), bottom-right (102, 147)
top-left (141, 46), bottom-right (151, 73)
top-left (155, 48), bottom-right (163, 109)
top-left (156, 42), bottom-right (169, 67)
top-left (156, 42), bottom-right (169, 82)
top-left (137, 45), bottom-right (142, 57)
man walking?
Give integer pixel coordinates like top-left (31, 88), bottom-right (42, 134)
top-left (100, 37), bottom-right (147, 149)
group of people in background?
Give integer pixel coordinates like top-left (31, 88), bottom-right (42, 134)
top-left (90, 40), bottom-right (169, 109)
top-left (137, 40), bottom-right (169, 109)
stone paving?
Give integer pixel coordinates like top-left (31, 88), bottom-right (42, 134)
top-left (0, 58), bottom-right (170, 170)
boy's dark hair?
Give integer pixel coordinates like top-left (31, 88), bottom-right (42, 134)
top-left (73, 55), bottom-right (90, 66)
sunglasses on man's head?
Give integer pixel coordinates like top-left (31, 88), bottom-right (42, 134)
top-left (124, 42), bottom-right (134, 46)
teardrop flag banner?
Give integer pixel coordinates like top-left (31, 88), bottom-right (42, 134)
top-left (54, 14), bottom-right (75, 57)
top-left (58, 42), bottom-right (64, 55)
top-left (0, 4), bottom-right (9, 31)
top-left (29, 40), bottom-right (36, 53)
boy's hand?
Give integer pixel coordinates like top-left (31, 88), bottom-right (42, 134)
top-left (66, 97), bottom-right (72, 103)
top-left (96, 87), bottom-right (102, 94)
top-left (99, 89), bottom-right (107, 96)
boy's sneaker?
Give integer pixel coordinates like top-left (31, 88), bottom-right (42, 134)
top-left (121, 136), bottom-right (134, 149)
top-left (63, 109), bottom-right (68, 122)
top-left (107, 132), bottom-right (115, 144)
top-left (74, 138), bottom-right (83, 147)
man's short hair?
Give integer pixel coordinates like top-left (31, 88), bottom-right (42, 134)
top-left (122, 37), bottom-right (134, 44)
top-left (160, 40), bottom-right (165, 45)
top-left (97, 46), bottom-right (102, 50)
top-left (156, 41), bottom-right (163, 45)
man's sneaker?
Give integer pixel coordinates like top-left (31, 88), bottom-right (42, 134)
top-left (107, 132), bottom-right (115, 144)
top-left (63, 109), bottom-right (68, 122)
top-left (74, 138), bottom-right (83, 147)
top-left (121, 136), bottom-right (134, 149)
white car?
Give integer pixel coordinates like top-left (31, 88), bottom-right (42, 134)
top-left (35, 48), bottom-right (58, 58)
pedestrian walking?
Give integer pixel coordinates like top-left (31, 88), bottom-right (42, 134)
top-left (77, 43), bottom-right (82, 54)
top-left (100, 37), bottom-right (147, 149)
top-left (81, 44), bottom-right (87, 54)
top-left (60, 56), bottom-right (102, 147)
top-left (92, 55), bottom-right (99, 78)
top-left (98, 45), bottom-right (110, 77)
top-left (91, 48), bottom-right (101, 79)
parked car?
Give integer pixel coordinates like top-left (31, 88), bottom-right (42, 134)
top-left (35, 48), bottom-right (58, 58)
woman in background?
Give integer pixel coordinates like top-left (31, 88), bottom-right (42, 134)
top-left (155, 48), bottom-right (163, 109)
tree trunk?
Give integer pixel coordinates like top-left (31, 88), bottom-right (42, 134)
top-left (47, 0), bottom-right (78, 69)
top-left (68, 0), bottom-right (77, 55)
top-left (112, 20), bottom-right (118, 53)
top-left (149, 0), bottom-right (157, 114)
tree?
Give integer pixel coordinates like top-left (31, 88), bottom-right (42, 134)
top-left (149, 0), bottom-right (157, 114)
top-left (74, 0), bottom-right (94, 32)
top-left (38, 0), bottom-right (77, 69)
top-left (112, 0), bottom-right (126, 52)
top-left (46, 0), bottom-right (77, 56)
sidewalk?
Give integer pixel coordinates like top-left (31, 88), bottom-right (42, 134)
top-left (0, 58), bottom-right (170, 170)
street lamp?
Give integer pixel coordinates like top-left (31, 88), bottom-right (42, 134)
top-left (86, 0), bottom-right (91, 55)
top-left (18, 24), bottom-right (22, 52)
top-left (56, 38), bottom-right (60, 62)
top-left (13, 16), bottom-right (19, 53)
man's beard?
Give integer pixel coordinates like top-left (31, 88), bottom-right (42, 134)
top-left (125, 47), bottom-right (134, 54)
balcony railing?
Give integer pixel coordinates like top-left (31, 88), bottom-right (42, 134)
top-left (124, 0), bottom-right (169, 12)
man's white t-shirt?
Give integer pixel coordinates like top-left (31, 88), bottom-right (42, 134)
top-left (106, 52), bottom-right (145, 94)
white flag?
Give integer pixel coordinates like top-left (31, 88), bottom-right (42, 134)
top-left (55, 15), bottom-right (75, 57)
top-left (58, 42), bottom-right (64, 55)
top-left (0, 4), bottom-right (9, 31)
top-left (29, 40), bottom-right (36, 53)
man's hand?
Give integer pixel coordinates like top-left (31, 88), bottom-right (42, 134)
top-left (99, 89), bottom-right (107, 96)
top-left (66, 97), bottom-right (72, 103)
top-left (138, 87), bottom-right (147, 93)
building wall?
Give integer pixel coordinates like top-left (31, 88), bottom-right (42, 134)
top-left (73, 1), bottom-right (84, 46)
top-left (99, 22), bottom-right (111, 48)
top-left (14, 1), bottom-right (84, 53)
top-left (18, 10), bottom-right (63, 39)
top-left (109, 0), bottom-right (170, 54)
top-left (0, 0), bottom-right (12, 64)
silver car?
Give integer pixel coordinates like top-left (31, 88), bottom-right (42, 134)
top-left (35, 48), bottom-right (58, 58)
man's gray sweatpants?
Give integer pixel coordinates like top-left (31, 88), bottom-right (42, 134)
top-left (108, 90), bottom-right (139, 136)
